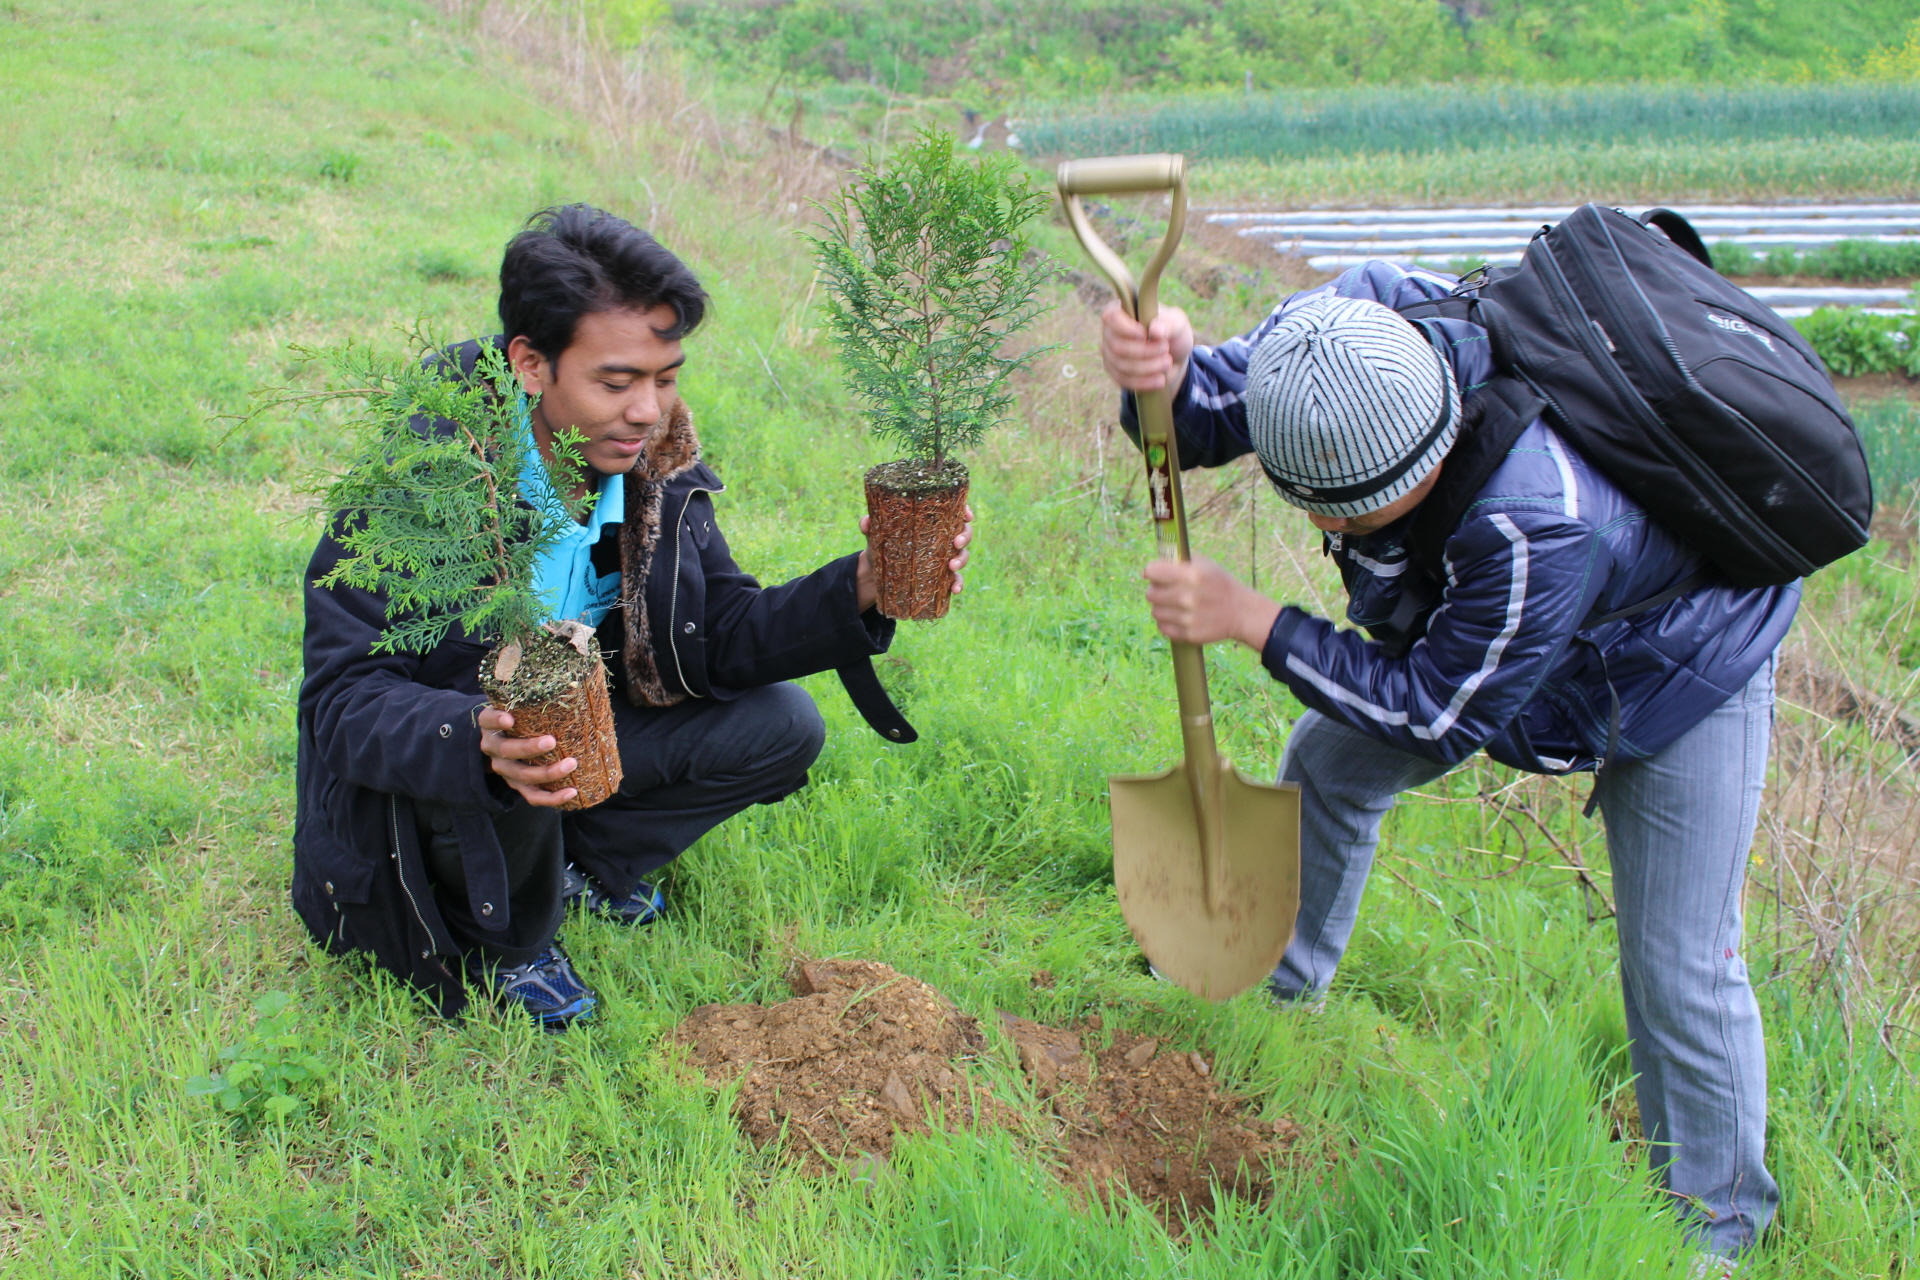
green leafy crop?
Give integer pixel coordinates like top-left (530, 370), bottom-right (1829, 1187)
top-left (809, 130), bottom-right (1053, 469)
top-left (185, 992), bottom-right (333, 1127)
top-left (295, 333), bottom-right (594, 653)
top-left (1794, 304), bottom-right (1920, 378)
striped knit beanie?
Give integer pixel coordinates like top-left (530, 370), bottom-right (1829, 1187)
top-left (1244, 294), bottom-right (1460, 518)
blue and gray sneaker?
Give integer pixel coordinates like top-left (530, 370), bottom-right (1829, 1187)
top-left (562, 862), bottom-right (666, 927)
top-left (470, 943), bottom-right (596, 1030)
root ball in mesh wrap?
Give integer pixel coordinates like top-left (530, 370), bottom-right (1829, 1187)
top-left (865, 461), bottom-right (968, 622)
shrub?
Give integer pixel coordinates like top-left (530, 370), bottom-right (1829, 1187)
top-left (317, 149), bottom-right (361, 183)
top-left (413, 248), bottom-right (477, 283)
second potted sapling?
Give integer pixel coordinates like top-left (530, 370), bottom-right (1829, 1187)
top-left (307, 334), bottom-right (623, 809)
top-left (810, 129), bottom-right (1053, 620)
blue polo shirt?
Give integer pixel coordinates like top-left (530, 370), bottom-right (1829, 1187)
top-left (518, 400), bottom-right (625, 628)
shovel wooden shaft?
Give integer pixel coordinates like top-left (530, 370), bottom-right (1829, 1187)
top-left (1139, 387), bottom-right (1226, 911)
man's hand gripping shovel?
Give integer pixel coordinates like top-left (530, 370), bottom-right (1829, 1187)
top-left (1057, 154), bottom-right (1301, 1000)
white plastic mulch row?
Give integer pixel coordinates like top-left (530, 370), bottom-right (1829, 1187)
top-left (1208, 204), bottom-right (1920, 313)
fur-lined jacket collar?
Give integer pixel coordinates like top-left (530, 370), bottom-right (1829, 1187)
top-left (617, 398), bottom-right (702, 706)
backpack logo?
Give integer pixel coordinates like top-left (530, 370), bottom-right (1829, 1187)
top-left (1707, 312), bottom-right (1775, 353)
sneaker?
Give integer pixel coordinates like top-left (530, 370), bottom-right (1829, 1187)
top-left (563, 862), bottom-right (666, 926)
top-left (1687, 1253), bottom-right (1738, 1280)
top-left (471, 943), bottom-right (596, 1030)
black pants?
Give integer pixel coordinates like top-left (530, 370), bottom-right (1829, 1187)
top-left (419, 798), bottom-right (566, 968)
top-left (566, 681), bottom-right (826, 896)
top-left (420, 681), bottom-right (826, 961)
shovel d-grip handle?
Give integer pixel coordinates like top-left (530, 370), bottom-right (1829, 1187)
top-left (1058, 154), bottom-right (1229, 911)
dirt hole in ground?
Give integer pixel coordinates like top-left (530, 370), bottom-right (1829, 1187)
top-left (671, 960), bottom-right (1300, 1225)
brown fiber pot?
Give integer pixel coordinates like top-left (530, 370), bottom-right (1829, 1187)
top-left (480, 630), bottom-right (623, 811)
top-left (865, 459), bottom-right (969, 621)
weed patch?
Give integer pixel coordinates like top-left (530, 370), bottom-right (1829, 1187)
top-left (0, 741), bottom-right (200, 934)
top-left (185, 990), bottom-right (334, 1127)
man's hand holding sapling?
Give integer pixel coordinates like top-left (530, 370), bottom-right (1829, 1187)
top-left (479, 707), bottom-right (580, 807)
top-left (856, 507), bottom-right (975, 614)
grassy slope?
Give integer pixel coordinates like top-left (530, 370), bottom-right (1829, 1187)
top-left (0, 1), bottom-right (1915, 1275)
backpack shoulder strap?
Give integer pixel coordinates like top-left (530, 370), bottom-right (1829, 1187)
top-left (1405, 375), bottom-right (1544, 585)
top-left (1638, 208), bottom-right (1714, 270)
top-left (1394, 290), bottom-right (1524, 381)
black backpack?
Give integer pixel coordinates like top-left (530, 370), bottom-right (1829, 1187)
top-left (1396, 203), bottom-right (1874, 594)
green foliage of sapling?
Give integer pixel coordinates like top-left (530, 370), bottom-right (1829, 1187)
top-left (295, 334), bottom-right (594, 654)
top-left (810, 130), bottom-right (1054, 470)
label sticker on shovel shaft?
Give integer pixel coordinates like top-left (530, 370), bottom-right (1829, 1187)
top-left (1145, 442), bottom-right (1173, 523)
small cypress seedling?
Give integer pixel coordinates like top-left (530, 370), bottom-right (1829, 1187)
top-left (810, 129), bottom-right (1052, 618)
top-left (286, 331), bottom-right (624, 807)
top-left (304, 334), bottom-right (592, 658)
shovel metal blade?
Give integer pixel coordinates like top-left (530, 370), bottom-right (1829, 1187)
top-left (1110, 762), bottom-right (1302, 1001)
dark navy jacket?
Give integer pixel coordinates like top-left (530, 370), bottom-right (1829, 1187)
top-left (1130, 262), bottom-right (1798, 772)
top-left (293, 436), bottom-right (891, 1015)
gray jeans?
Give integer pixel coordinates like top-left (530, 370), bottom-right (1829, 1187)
top-left (1272, 660), bottom-right (1777, 1256)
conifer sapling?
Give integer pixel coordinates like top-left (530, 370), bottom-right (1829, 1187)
top-left (810, 129), bottom-right (1053, 619)
top-left (299, 333), bottom-right (624, 808)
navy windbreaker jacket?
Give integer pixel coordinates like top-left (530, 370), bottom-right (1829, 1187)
top-left (1126, 262), bottom-right (1798, 773)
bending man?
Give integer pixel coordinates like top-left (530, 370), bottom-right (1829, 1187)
top-left (1100, 262), bottom-right (1792, 1262)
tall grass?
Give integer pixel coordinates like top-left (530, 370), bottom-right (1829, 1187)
top-left (1176, 136), bottom-right (1920, 210)
top-left (1854, 396), bottom-right (1920, 498)
top-left (1022, 82), bottom-right (1920, 164)
top-left (1717, 239), bottom-right (1920, 282)
top-left (0, 0), bottom-right (1916, 1275)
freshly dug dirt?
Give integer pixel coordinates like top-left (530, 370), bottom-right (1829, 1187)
top-left (1000, 1013), bottom-right (1299, 1225)
top-left (865, 460), bottom-right (968, 621)
top-left (478, 628), bottom-right (622, 810)
top-left (671, 960), bottom-right (1008, 1174)
top-left (670, 960), bottom-right (1297, 1226)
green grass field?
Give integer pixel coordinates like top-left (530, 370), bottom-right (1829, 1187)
top-left (3, 2), bottom-right (1918, 1276)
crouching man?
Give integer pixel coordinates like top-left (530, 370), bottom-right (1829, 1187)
top-left (293, 205), bottom-right (969, 1029)
top-left (1100, 263), bottom-right (1793, 1264)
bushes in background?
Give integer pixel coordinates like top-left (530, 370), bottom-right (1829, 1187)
top-left (1026, 82), bottom-right (1920, 163)
top-left (1851, 396), bottom-right (1920, 498)
top-left (668, 0), bottom-right (1920, 94)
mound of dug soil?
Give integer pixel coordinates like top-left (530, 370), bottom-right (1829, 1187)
top-left (671, 959), bottom-right (1008, 1173)
top-left (1000, 1012), bottom-right (1301, 1223)
top-left (671, 960), bottom-right (1300, 1224)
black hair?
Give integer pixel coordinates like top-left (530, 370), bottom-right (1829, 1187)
top-left (498, 204), bottom-right (709, 364)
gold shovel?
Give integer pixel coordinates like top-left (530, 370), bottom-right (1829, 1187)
top-left (1057, 154), bottom-right (1301, 1001)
